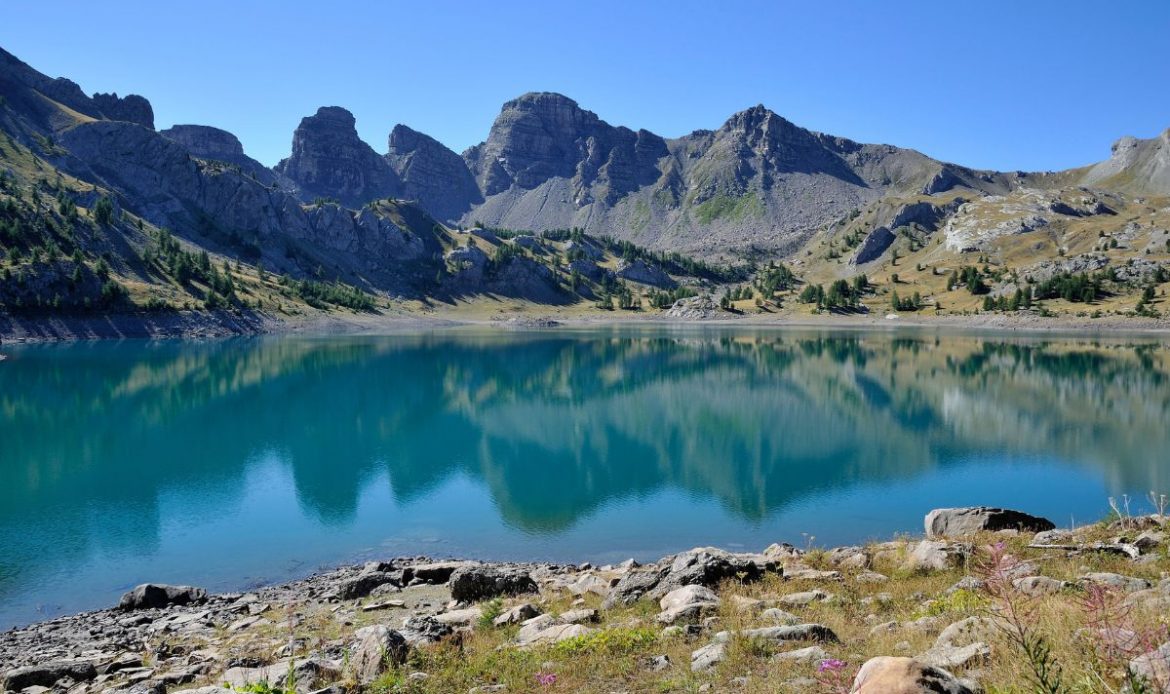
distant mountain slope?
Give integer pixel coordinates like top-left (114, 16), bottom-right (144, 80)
top-left (1081, 129), bottom-right (1170, 195)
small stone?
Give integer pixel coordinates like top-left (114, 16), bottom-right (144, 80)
top-left (690, 643), bottom-right (725, 672)
top-left (779, 590), bottom-right (830, 607)
top-left (771, 645), bottom-right (828, 663)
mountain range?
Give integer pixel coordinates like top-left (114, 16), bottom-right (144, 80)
top-left (1, 43), bottom-right (1168, 329)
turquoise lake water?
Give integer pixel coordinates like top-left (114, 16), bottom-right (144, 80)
top-left (1, 327), bottom-right (1168, 628)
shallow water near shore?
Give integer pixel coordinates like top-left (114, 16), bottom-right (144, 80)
top-left (1, 326), bottom-right (1167, 628)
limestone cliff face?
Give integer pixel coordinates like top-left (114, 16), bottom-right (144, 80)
top-left (161, 124), bottom-right (291, 189)
top-left (274, 107), bottom-right (399, 207)
top-left (0, 47), bottom-right (155, 136)
top-left (386, 124), bottom-right (480, 222)
top-left (91, 93), bottom-right (154, 129)
top-left (56, 120), bottom-right (439, 291)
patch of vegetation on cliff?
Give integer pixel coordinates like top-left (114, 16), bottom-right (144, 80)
top-left (694, 192), bottom-right (764, 225)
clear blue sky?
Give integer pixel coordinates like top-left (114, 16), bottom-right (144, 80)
top-left (3, 0), bottom-right (1168, 171)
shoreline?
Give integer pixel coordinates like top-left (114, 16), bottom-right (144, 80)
top-left (1, 506), bottom-right (1166, 694)
top-left (5, 306), bottom-right (1170, 345)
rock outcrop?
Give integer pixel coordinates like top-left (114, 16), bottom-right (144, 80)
top-left (90, 93), bottom-right (154, 129)
top-left (161, 124), bottom-right (288, 188)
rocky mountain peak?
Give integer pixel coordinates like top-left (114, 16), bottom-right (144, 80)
top-left (274, 106), bottom-right (398, 206)
top-left (464, 91), bottom-right (666, 201)
top-left (162, 124), bottom-right (245, 160)
top-left (386, 124), bottom-right (480, 222)
top-left (91, 92), bottom-right (154, 129)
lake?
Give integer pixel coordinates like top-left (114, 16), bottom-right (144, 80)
top-left (1, 326), bottom-right (1167, 628)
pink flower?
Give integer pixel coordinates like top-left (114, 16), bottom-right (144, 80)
top-left (818, 658), bottom-right (846, 672)
top-left (535, 672), bottom-right (558, 687)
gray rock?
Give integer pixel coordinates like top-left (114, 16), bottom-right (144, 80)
top-left (934, 617), bottom-right (997, 649)
top-left (1079, 572), bottom-right (1152, 593)
top-left (4, 662), bottom-right (98, 691)
top-left (448, 566), bottom-right (538, 602)
top-left (760, 608), bottom-right (801, 625)
top-left (557, 608), bottom-right (599, 625)
top-left (337, 570), bottom-right (399, 600)
top-left (779, 589), bottom-right (830, 607)
top-left (771, 645), bottom-right (829, 663)
top-left (907, 541), bottom-right (968, 571)
top-left (493, 603), bottom-right (541, 627)
top-left (399, 616), bottom-right (453, 646)
top-left (659, 585), bottom-right (719, 611)
top-left (925, 507), bottom-right (1055, 537)
top-left (1130, 642), bottom-right (1170, 691)
top-left (407, 561), bottom-right (476, 584)
top-left (715, 623), bottom-right (839, 644)
top-left (434, 607), bottom-right (482, 626)
top-left (105, 682), bottom-right (166, 694)
top-left (118, 584), bottom-right (207, 610)
top-left (515, 620), bottom-right (592, 647)
top-left (918, 642), bottom-right (991, 670)
top-left (221, 659), bottom-right (340, 694)
top-left (690, 642), bottom-right (726, 672)
top-left (350, 625), bottom-right (408, 684)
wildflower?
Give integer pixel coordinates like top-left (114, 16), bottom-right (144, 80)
top-left (818, 658), bottom-right (846, 673)
top-left (535, 672), bottom-right (558, 687)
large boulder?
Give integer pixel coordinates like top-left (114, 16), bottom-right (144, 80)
top-left (118, 584), bottom-right (207, 610)
top-left (925, 507), bottom-right (1055, 537)
top-left (448, 566), bottom-right (538, 602)
top-left (4, 661), bottom-right (97, 690)
top-left (603, 547), bottom-right (778, 609)
top-left (851, 656), bottom-right (976, 693)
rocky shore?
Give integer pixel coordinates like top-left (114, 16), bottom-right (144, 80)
top-left (3, 506), bottom-right (1169, 693)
